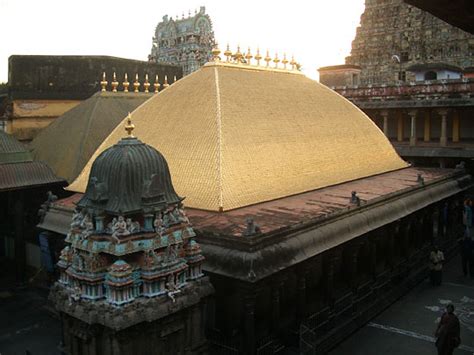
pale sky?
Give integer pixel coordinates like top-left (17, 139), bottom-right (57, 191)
top-left (0, 0), bottom-right (365, 83)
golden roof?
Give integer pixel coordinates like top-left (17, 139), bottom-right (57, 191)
top-left (31, 92), bottom-right (152, 183)
top-left (68, 62), bottom-right (408, 211)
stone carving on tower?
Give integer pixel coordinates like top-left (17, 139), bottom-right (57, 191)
top-left (345, 0), bottom-right (474, 85)
top-left (50, 114), bottom-right (212, 354)
top-left (149, 6), bottom-right (216, 75)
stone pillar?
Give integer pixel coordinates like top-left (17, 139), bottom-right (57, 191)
top-left (297, 269), bottom-right (307, 322)
top-left (244, 290), bottom-right (257, 355)
top-left (325, 251), bottom-right (336, 304)
top-left (408, 110), bottom-right (417, 146)
top-left (424, 110), bottom-right (431, 142)
top-left (452, 110), bottom-right (460, 143)
top-left (368, 236), bottom-right (377, 278)
top-left (348, 242), bottom-right (360, 290)
top-left (381, 110), bottom-right (389, 137)
top-left (397, 111), bottom-right (404, 142)
top-left (271, 280), bottom-right (282, 329)
top-left (439, 109), bottom-right (448, 147)
top-left (14, 191), bottom-right (26, 283)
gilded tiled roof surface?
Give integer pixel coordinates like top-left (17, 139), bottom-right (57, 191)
top-left (30, 92), bottom-right (152, 183)
top-left (68, 64), bottom-right (408, 211)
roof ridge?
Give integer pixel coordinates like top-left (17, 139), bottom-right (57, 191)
top-left (213, 67), bottom-right (224, 211)
top-left (71, 94), bottom-right (102, 179)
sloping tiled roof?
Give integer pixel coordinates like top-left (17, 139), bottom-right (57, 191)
top-left (0, 161), bottom-right (64, 191)
top-left (30, 91), bottom-right (152, 183)
top-left (69, 63), bottom-right (408, 211)
top-left (0, 131), bottom-right (64, 191)
top-left (0, 130), bottom-right (31, 164)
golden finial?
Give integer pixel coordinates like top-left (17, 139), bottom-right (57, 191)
top-left (163, 75), bottom-right (169, 89)
top-left (245, 47), bottom-right (253, 65)
top-left (234, 45), bottom-right (243, 64)
top-left (124, 112), bottom-right (135, 137)
top-left (123, 73), bottom-right (130, 93)
top-left (100, 72), bottom-right (107, 92)
top-left (211, 44), bottom-right (221, 62)
top-left (224, 44), bottom-right (232, 62)
top-left (273, 53), bottom-right (280, 68)
top-left (290, 55), bottom-right (296, 70)
top-left (154, 74), bottom-right (160, 93)
top-left (255, 48), bottom-right (262, 66)
top-left (111, 72), bottom-right (118, 92)
top-left (264, 50), bottom-right (271, 67)
top-left (144, 74), bottom-right (150, 93)
top-left (133, 73), bottom-right (140, 93)
top-left (282, 53), bottom-right (289, 70)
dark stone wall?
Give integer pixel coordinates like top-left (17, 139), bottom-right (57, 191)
top-left (7, 55), bottom-right (182, 100)
top-left (404, 0), bottom-right (474, 34)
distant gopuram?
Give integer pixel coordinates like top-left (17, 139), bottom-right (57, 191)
top-left (149, 6), bottom-right (215, 75)
top-left (345, 0), bottom-right (474, 85)
top-left (49, 115), bottom-right (213, 354)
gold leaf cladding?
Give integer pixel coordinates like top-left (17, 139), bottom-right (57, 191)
top-left (68, 65), bottom-right (407, 211)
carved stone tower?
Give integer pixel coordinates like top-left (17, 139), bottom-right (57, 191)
top-left (345, 0), bottom-right (474, 85)
top-left (149, 6), bottom-right (215, 75)
top-left (50, 116), bottom-right (213, 354)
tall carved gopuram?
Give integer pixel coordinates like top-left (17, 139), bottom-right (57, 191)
top-left (49, 116), bottom-right (213, 355)
top-left (149, 6), bottom-right (215, 75)
top-left (346, 0), bottom-right (474, 85)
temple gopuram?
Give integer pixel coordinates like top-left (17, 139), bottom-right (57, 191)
top-left (319, 0), bottom-right (474, 172)
top-left (39, 47), bottom-right (472, 354)
top-left (149, 7), bottom-right (215, 75)
top-left (345, 0), bottom-right (474, 85)
top-left (49, 117), bottom-right (213, 354)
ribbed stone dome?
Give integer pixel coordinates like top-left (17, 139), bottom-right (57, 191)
top-left (77, 136), bottom-right (181, 215)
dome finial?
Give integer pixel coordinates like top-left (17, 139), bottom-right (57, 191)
top-left (111, 72), bottom-right (118, 92)
top-left (264, 50), bottom-right (271, 67)
top-left (245, 47), bottom-right (253, 65)
top-left (144, 74), bottom-right (150, 93)
top-left (100, 72), bottom-right (108, 92)
top-left (290, 55), bottom-right (296, 71)
top-left (125, 112), bottom-right (135, 137)
top-left (234, 45), bottom-right (243, 64)
top-left (154, 74), bottom-right (160, 93)
top-left (273, 52), bottom-right (280, 68)
top-left (211, 43), bottom-right (221, 62)
top-left (255, 48), bottom-right (262, 66)
top-left (123, 73), bottom-right (130, 92)
top-left (224, 44), bottom-right (232, 62)
top-left (133, 74), bottom-right (140, 93)
top-left (282, 53), bottom-right (289, 70)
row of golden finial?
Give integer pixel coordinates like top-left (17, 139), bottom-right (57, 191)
top-left (99, 72), bottom-right (178, 93)
top-left (210, 44), bottom-right (301, 71)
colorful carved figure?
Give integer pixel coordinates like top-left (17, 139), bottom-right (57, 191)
top-left (112, 216), bottom-right (130, 238)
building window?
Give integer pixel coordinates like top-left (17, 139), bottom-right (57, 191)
top-left (398, 71), bottom-right (406, 82)
top-left (352, 73), bottom-right (360, 86)
top-left (424, 71), bottom-right (437, 80)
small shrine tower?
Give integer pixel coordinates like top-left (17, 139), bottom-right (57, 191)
top-left (50, 114), bottom-right (213, 354)
top-left (149, 6), bottom-right (215, 75)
